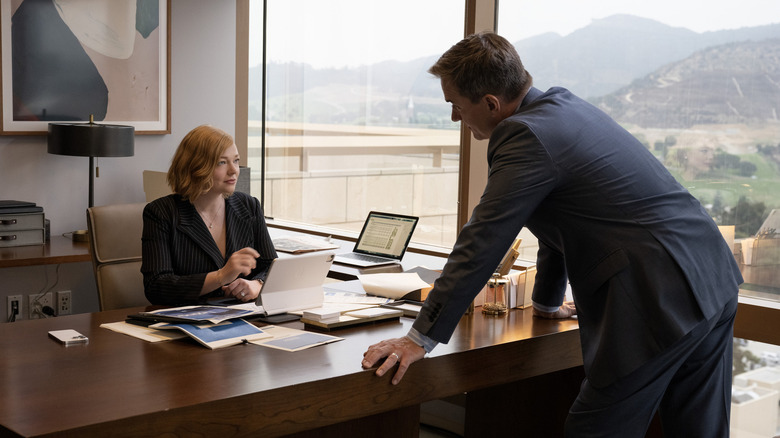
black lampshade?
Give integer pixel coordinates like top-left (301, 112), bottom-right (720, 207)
top-left (47, 119), bottom-right (135, 209)
top-left (47, 122), bottom-right (135, 158)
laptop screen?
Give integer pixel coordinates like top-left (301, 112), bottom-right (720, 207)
top-left (353, 212), bottom-right (419, 259)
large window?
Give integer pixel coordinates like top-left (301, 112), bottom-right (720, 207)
top-left (498, 2), bottom-right (780, 435)
top-left (497, 1), bottom-right (780, 301)
top-left (246, 1), bottom-right (779, 432)
top-left (248, 0), bottom-right (465, 248)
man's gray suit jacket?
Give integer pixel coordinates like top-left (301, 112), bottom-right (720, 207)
top-left (412, 86), bottom-right (742, 387)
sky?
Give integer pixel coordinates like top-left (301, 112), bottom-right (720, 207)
top-left (249, 0), bottom-right (779, 69)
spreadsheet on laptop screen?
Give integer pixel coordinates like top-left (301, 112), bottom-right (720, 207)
top-left (355, 214), bottom-right (417, 257)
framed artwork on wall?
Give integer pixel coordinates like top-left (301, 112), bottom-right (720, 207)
top-left (0, 0), bottom-right (170, 135)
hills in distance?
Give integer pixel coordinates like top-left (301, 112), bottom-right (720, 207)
top-left (251, 14), bottom-right (780, 129)
top-left (592, 38), bottom-right (780, 129)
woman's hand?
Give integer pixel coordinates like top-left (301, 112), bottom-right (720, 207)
top-left (218, 247), bottom-right (260, 284)
top-left (222, 278), bottom-right (263, 302)
top-left (361, 336), bottom-right (426, 385)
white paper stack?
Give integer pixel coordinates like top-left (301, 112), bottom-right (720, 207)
top-left (302, 307), bottom-right (341, 323)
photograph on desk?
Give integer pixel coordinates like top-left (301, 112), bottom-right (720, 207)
top-left (100, 320), bottom-right (188, 343)
top-left (103, 317), bottom-right (342, 351)
top-left (151, 319), bottom-right (271, 350)
top-left (129, 305), bottom-right (264, 325)
top-left (254, 325), bottom-right (343, 352)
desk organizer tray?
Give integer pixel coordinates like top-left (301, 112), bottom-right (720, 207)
top-left (0, 212), bottom-right (45, 247)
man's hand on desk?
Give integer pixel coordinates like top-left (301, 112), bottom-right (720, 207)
top-left (362, 336), bottom-right (425, 385)
top-left (533, 301), bottom-right (577, 319)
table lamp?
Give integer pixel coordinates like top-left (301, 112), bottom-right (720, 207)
top-left (47, 115), bottom-right (135, 208)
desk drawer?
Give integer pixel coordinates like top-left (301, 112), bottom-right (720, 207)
top-left (0, 228), bottom-right (45, 247)
top-left (0, 213), bottom-right (45, 231)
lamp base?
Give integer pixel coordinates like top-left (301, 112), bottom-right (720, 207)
top-left (70, 230), bottom-right (89, 242)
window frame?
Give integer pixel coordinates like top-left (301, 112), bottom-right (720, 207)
top-left (235, 0), bottom-right (780, 345)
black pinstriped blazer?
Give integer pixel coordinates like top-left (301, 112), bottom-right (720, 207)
top-left (141, 192), bottom-right (277, 306)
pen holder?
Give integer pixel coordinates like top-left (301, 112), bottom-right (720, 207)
top-left (483, 273), bottom-right (509, 315)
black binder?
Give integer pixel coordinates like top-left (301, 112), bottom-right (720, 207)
top-left (0, 200), bottom-right (44, 214)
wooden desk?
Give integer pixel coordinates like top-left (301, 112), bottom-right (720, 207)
top-left (0, 307), bottom-right (581, 437)
top-left (0, 236), bottom-right (90, 268)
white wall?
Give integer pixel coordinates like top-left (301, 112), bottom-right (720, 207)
top-left (0, 0), bottom-right (236, 235)
top-left (0, 0), bottom-right (237, 316)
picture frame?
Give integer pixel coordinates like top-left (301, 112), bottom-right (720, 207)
top-left (0, 0), bottom-right (170, 135)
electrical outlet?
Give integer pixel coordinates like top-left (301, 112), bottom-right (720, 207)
top-left (57, 290), bottom-right (72, 315)
top-left (29, 292), bottom-right (54, 319)
top-left (6, 295), bottom-right (23, 322)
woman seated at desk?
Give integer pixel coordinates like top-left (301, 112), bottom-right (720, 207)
top-left (141, 125), bottom-right (277, 306)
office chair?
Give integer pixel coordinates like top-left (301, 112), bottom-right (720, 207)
top-left (142, 170), bottom-right (171, 202)
top-left (86, 202), bottom-right (150, 310)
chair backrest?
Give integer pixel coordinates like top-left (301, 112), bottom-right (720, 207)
top-left (142, 170), bottom-right (172, 202)
top-left (86, 202), bottom-right (149, 311)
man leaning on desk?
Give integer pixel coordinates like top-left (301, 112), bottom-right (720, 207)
top-left (361, 32), bottom-right (742, 438)
top-left (141, 125), bottom-right (277, 306)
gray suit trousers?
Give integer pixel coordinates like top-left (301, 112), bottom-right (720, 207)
top-left (564, 294), bottom-right (738, 437)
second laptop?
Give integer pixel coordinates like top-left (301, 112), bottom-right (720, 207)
top-left (334, 211), bottom-right (419, 267)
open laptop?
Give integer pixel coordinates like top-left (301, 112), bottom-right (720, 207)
top-left (255, 251), bottom-right (335, 315)
top-left (334, 211), bottom-right (419, 267)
